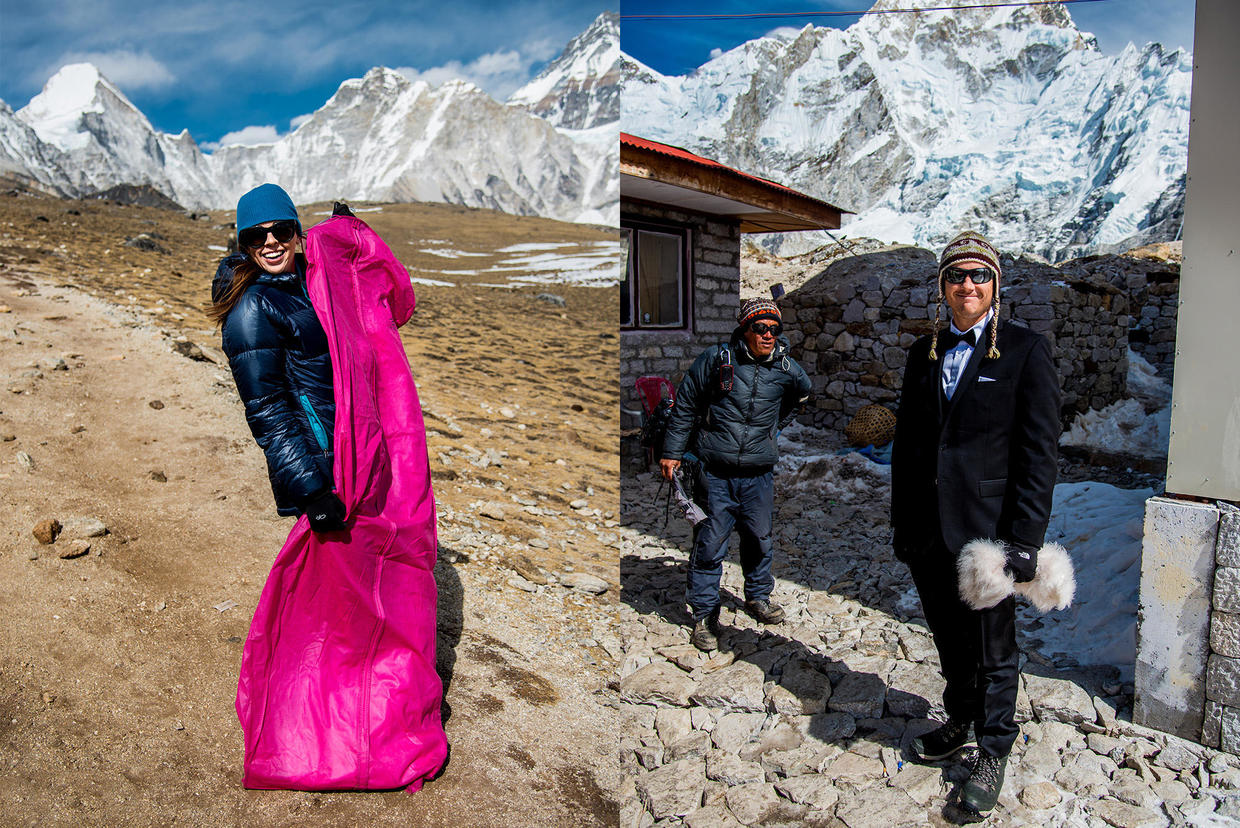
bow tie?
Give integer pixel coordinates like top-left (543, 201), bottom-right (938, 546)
top-left (940, 328), bottom-right (977, 350)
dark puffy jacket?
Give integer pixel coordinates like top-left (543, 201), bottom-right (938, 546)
top-left (662, 332), bottom-right (811, 472)
top-left (213, 253), bottom-right (335, 515)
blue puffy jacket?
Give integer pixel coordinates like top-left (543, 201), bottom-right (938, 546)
top-left (662, 332), bottom-right (811, 473)
top-left (213, 253), bottom-right (335, 515)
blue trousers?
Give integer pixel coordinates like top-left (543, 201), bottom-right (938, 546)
top-left (686, 467), bottom-right (775, 621)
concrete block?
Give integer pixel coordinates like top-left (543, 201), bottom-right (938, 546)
top-left (1218, 508), bottom-right (1240, 567)
top-left (1217, 568), bottom-right (1240, 613)
top-left (1204, 699), bottom-right (1223, 747)
top-left (1209, 654), bottom-right (1240, 707)
top-left (1134, 497), bottom-right (1219, 739)
top-left (1223, 705), bottom-right (1240, 755)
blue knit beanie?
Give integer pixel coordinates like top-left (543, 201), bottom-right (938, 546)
top-left (236, 183), bottom-right (300, 233)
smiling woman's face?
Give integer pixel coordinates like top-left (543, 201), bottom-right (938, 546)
top-left (245, 221), bottom-right (301, 275)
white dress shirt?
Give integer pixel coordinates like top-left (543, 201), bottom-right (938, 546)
top-left (941, 310), bottom-right (993, 400)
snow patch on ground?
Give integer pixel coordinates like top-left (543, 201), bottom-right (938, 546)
top-left (496, 242), bottom-right (577, 253)
top-left (1025, 481), bottom-right (1152, 682)
top-left (777, 422), bottom-right (891, 504)
top-left (419, 241), bottom-right (621, 287)
top-left (417, 248), bottom-right (490, 258)
top-left (1061, 350), bottom-right (1172, 457)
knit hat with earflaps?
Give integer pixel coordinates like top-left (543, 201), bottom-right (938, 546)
top-left (737, 298), bottom-right (781, 327)
top-left (929, 231), bottom-right (1002, 361)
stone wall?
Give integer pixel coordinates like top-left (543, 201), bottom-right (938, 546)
top-left (1204, 505), bottom-right (1240, 751)
top-left (1060, 256), bottom-right (1181, 381)
top-left (1130, 275), bottom-right (1180, 379)
top-left (620, 204), bottom-right (741, 469)
top-left (780, 250), bottom-right (1132, 437)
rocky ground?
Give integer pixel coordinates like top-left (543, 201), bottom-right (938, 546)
top-left (617, 451), bottom-right (1239, 827)
top-left (0, 191), bottom-right (620, 825)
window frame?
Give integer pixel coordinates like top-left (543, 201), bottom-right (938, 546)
top-left (621, 216), bottom-right (692, 331)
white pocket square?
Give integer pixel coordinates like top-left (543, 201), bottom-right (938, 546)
top-left (978, 376), bottom-right (997, 383)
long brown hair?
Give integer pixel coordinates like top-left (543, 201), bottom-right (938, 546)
top-left (207, 249), bottom-right (307, 326)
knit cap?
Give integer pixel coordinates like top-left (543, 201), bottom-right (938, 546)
top-left (938, 231), bottom-right (1001, 285)
top-left (737, 298), bottom-right (781, 327)
top-left (236, 183), bottom-right (300, 234)
top-left (929, 230), bottom-right (1002, 361)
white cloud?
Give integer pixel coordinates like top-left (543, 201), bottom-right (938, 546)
top-left (201, 124), bottom-right (280, 152)
top-left (289, 112), bottom-right (313, 130)
top-left (763, 26), bottom-right (804, 41)
top-left (53, 49), bottom-right (175, 90)
top-left (396, 48), bottom-right (533, 101)
top-left (523, 36), bottom-right (562, 63)
top-left (709, 48), bottom-right (723, 60)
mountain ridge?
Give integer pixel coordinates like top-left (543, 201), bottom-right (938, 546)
top-left (1, 13), bottom-right (619, 225)
top-left (621, 1), bottom-right (1190, 261)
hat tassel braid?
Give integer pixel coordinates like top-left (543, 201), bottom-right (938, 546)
top-left (986, 294), bottom-right (1001, 359)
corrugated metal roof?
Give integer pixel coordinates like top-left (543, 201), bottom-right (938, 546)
top-left (621, 132), bottom-right (845, 213)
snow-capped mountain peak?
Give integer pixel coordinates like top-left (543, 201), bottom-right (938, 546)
top-left (1, 18), bottom-right (618, 226)
top-left (622, 3), bottom-right (1190, 261)
top-left (18, 63), bottom-right (151, 152)
top-left (508, 10), bottom-right (619, 130)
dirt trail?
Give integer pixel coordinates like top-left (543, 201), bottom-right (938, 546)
top-left (0, 193), bottom-right (620, 825)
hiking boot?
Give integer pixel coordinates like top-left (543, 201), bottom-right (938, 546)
top-left (744, 599), bottom-right (785, 625)
top-left (691, 613), bottom-right (720, 651)
top-left (910, 719), bottom-right (975, 762)
top-left (960, 752), bottom-right (1007, 815)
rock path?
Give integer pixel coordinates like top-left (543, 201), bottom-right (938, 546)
top-left (618, 470), bottom-right (1240, 827)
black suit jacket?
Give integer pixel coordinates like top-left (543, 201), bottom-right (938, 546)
top-left (891, 320), bottom-right (1060, 561)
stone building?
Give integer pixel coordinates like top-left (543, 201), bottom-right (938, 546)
top-left (619, 133), bottom-right (845, 469)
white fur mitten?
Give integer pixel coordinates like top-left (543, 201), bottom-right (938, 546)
top-left (957, 539), bottom-right (1075, 612)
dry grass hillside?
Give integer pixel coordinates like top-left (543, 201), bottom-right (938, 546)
top-left (0, 190), bottom-right (621, 825)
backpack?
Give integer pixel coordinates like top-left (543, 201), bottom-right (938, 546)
top-left (640, 397), bottom-right (676, 463)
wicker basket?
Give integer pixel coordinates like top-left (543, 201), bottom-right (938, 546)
top-left (845, 404), bottom-right (896, 448)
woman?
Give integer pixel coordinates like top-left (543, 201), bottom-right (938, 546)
top-left (210, 183), bottom-right (347, 532)
top-left (212, 184), bottom-right (446, 791)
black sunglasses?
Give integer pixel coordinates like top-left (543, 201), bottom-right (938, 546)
top-left (240, 221), bottom-right (298, 250)
top-left (943, 266), bottom-right (995, 285)
top-left (749, 322), bottom-right (782, 336)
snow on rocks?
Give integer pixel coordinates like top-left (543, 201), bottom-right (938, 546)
top-left (619, 466), bottom-right (1238, 826)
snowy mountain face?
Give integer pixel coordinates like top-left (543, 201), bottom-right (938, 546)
top-left (622, 0), bottom-right (1192, 261)
top-left (208, 68), bottom-right (614, 224)
top-left (1, 17), bottom-right (618, 226)
top-left (509, 11), bottom-right (620, 130)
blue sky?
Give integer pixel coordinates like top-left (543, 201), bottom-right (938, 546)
top-left (3, 0), bottom-right (611, 149)
top-left (621, 0), bottom-right (1196, 77)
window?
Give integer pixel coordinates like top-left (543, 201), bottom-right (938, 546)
top-left (621, 219), bottom-right (690, 330)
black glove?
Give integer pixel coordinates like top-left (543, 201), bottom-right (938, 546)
top-left (305, 489), bottom-right (348, 532)
top-left (332, 201), bottom-right (355, 217)
top-left (1005, 542), bottom-right (1038, 583)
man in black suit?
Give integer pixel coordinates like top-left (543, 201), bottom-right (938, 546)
top-left (891, 231), bottom-right (1060, 816)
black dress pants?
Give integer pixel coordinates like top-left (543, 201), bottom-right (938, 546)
top-left (908, 542), bottom-right (1020, 758)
